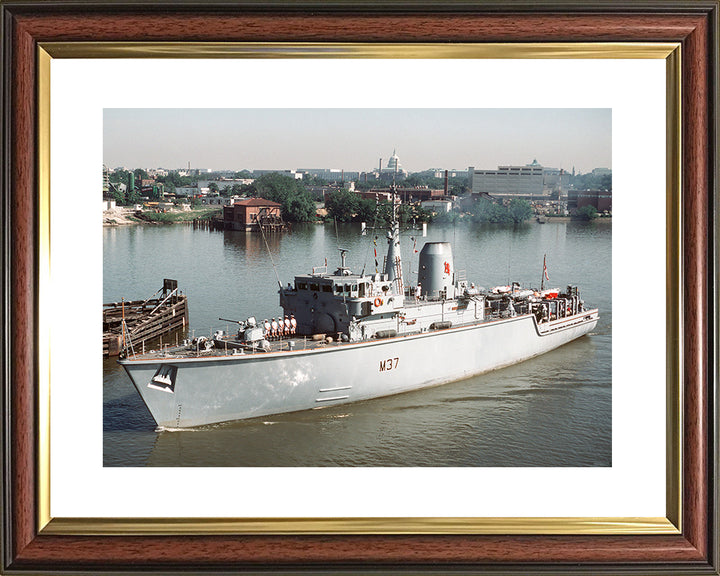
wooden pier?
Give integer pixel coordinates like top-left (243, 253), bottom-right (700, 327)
top-left (191, 215), bottom-right (224, 231)
top-left (103, 279), bottom-right (189, 357)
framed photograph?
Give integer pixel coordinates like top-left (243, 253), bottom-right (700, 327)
top-left (2, 1), bottom-right (717, 574)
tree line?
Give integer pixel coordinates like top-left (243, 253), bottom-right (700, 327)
top-left (107, 169), bottom-right (555, 225)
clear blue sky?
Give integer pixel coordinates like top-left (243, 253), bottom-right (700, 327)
top-left (104, 108), bottom-right (611, 174)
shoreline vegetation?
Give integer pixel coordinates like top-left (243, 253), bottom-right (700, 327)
top-left (103, 207), bottom-right (221, 226)
top-left (103, 206), bottom-right (611, 228)
top-left (105, 171), bottom-right (611, 228)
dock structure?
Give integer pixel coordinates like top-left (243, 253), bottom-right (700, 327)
top-left (191, 215), bottom-right (224, 231)
top-left (103, 279), bottom-right (189, 357)
top-left (223, 198), bottom-right (287, 232)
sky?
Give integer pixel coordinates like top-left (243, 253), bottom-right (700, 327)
top-left (104, 108), bottom-right (611, 174)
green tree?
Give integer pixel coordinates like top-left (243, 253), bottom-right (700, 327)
top-left (398, 202), bottom-right (431, 225)
top-left (507, 199), bottom-right (533, 223)
top-left (108, 169), bottom-right (130, 185)
top-left (126, 186), bottom-right (141, 206)
top-left (403, 174), bottom-right (443, 189)
top-left (302, 174), bottom-right (326, 187)
top-left (431, 210), bottom-right (460, 224)
top-left (284, 193), bottom-right (316, 222)
top-left (576, 205), bottom-right (598, 220)
top-left (157, 171), bottom-right (194, 188)
top-left (252, 173), bottom-right (298, 201)
top-left (107, 185), bottom-right (125, 205)
top-left (355, 197), bottom-right (377, 223)
top-left (208, 182), bottom-right (219, 194)
top-left (572, 172), bottom-right (612, 191)
top-left (599, 174), bottom-right (612, 190)
top-left (470, 198), bottom-right (512, 223)
top-left (353, 180), bottom-right (377, 191)
top-left (217, 185), bottom-right (232, 197)
top-left (449, 176), bottom-right (470, 195)
top-left (133, 168), bottom-right (149, 181)
top-left (248, 172), bottom-right (316, 222)
top-left (325, 189), bottom-right (358, 222)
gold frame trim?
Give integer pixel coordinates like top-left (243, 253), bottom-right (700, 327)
top-left (43, 516), bottom-right (677, 536)
top-left (36, 42), bottom-right (682, 536)
top-left (37, 46), bottom-right (52, 535)
top-left (40, 41), bottom-right (678, 60)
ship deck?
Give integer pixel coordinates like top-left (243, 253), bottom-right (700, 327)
top-left (123, 330), bottom-right (418, 361)
top-left (121, 315), bottom-right (490, 362)
top-left (118, 306), bottom-right (597, 363)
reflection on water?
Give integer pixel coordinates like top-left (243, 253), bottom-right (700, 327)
top-left (104, 220), bottom-right (611, 467)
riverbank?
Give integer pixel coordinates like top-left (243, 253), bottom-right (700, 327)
top-left (103, 207), bottom-right (221, 226)
top-left (539, 216), bottom-right (612, 223)
top-left (104, 208), bottom-right (611, 227)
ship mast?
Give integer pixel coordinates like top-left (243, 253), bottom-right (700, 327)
top-left (384, 168), bottom-right (403, 295)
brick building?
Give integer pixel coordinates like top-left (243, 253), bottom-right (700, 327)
top-left (567, 190), bottom-right (612, 212)
top-left (223, 198), bottom-right (285, 231)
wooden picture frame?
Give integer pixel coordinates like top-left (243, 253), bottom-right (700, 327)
top-left (2, 1), bottom-right (717, 573)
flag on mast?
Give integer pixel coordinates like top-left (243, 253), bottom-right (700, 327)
top-left (373, 236), bottom-right (378, 273)
top-left (543, 255), bottom-right (550, 281)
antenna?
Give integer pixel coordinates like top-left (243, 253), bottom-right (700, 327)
top-left (360, 195), bottom-right (382, 277)
top-left (334, 217), bottom-right (349, 270)
top-left (257, 214), bottom-right (285, 296)
top-left (383, 163), bottom-right (403, 294)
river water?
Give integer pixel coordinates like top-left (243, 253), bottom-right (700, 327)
top-left (103, 219), bottom-right (611, 467)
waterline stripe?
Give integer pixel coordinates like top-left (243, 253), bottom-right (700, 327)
top-left (318, 386), bottom-right (352, 392)
top-left (316, 395), bottom-right (350, 402)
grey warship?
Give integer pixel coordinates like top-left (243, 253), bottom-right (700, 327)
top-left (119, 191), bottom-right (599, 428)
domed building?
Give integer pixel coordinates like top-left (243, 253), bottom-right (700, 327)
top-left (386, 149), bottom-right (401, 172)
top-left (380, 148), bottom-right (408, 180)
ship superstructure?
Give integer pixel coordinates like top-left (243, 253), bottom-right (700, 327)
top-left (119, 188), bottom-right (599, 428)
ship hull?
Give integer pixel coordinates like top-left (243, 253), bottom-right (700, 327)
top-left (120, 310), bottom-right (598, 428)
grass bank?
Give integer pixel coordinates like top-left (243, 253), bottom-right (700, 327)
top-left (137, 208), bottom-right (222, 224)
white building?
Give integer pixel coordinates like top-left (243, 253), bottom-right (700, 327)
top-left (200, 196), bottom-right (238, 206)
top-left (377, 149), bottom-right (409, 179)
top-left (252, 169), bottom-right (303, 180)
top-left (468, 160), bottom-right (570, 197)
top-left (386, 150), bottom-right (401, 172)
top-left (421, 200), bottom-right (453, 213)
top-left (298, 168), bottom-right (360, 181)
top-left (426, 169), bottom-right (469, 179)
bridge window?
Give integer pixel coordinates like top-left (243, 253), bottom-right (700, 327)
top-left (309, 283), bottom-right (319, 291)
top-left (321, 284), bottom-right (332, 293)
top-left (296, 282), bottom-right (308, 290)
top-left (358, 283), bottom-right (366, 297)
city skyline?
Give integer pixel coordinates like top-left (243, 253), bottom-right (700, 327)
top-left (104, 108), bottom-right (611, 174)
